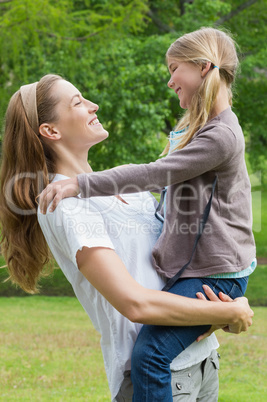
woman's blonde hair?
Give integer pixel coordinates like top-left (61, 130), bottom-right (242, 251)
top-left (0, 74), bottom-right (63, 293)
top-left (163, 27), bottom-right (239, 154)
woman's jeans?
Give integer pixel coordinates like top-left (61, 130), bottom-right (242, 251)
top-left (131, 276), bottom-right (248, 402)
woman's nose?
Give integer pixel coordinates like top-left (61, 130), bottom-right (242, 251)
top-left (88, 101), bottom-right (99, 113)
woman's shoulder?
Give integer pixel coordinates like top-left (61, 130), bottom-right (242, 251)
top-left (37, 195), bottom-right (106, 238)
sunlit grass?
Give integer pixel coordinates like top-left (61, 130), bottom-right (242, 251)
top-left (0, 297), bottom-right (266, 401)
top-left (217, 307), bottom-right (267, 401)
top-left (0, 297), bottom-right (110, 401)
top-left (0, 183), bottom-right (266, 400)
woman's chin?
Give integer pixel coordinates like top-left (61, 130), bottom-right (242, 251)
top-left (91, 132), bottom-right (109, 147)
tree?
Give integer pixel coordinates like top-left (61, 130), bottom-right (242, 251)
top-left (221, 0), bottom-right (267, 181)
top-left (0, 0), bottom-right (149, 123)
top-left (0, 0), bottom-right (266, 179)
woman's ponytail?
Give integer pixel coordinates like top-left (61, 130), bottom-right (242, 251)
top-left (0, 74), bottom-right (62, 293)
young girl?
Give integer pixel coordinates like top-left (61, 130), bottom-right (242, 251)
top-left (39, 28), bottom-right (256, 400)
top-left (0, 74), bottom-right (253, 401)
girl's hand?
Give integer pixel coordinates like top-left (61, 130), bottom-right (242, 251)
top-left (197, 284), bottom-right (234, 303)
top-left (38, 177), bottom-right (79, 214)
top-left (196, 286), bottom-right (230, 341)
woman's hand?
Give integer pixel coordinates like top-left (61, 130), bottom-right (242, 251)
top-left (223, 296), bottom-right (253, 333)
top-left (196, 285), bottom-right (253, 341)
top-left (38, 177), bottom-right (79, 214)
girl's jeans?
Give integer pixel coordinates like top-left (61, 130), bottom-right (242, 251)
top-left (131, 276), bottom-right (248, 402)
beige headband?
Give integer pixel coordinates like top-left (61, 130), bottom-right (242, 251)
top-left (20, 82), bottom-right (39, 134)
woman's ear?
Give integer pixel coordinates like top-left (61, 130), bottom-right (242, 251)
top-left (201, 61), bottom-right (212, 78)
top-left (39, 124), bottom-right (61, 141)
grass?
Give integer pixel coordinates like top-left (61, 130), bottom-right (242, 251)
top-left (0, 186), bottom-right (266, 400)
top-left (0, 297), bottom-right (266, 401)
top-left (0, 297), bottom-right (111, 401)
top-left (217, 307), bottom-right (267, 402)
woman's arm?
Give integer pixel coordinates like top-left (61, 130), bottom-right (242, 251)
top-left (76, 246), bottom-right (253, 332)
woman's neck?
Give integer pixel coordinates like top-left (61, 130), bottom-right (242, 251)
top-left (54, 144), bottom-right (93, 177)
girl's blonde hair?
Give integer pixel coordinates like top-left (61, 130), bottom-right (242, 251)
top-left (163, 27), bottom-right (239, 154)
top-left (0, 74), bottom-right (63, 293)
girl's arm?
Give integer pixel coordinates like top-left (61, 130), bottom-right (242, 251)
top-left (76, 245), bottom-right (253, 332)
top-left (38, 126), bottom-right (235, 213)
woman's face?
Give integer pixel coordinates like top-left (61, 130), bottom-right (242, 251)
top-left (167, 59), bottom-right (203, 110)
top-left (52, 80), bottom-right (108, 150)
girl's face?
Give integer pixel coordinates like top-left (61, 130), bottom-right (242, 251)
top-left (167, 59), bottom-right (203, 110)
top-left (52, 80), bottom-right (108, 150)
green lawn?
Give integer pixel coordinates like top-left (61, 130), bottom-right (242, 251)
top-left (0, 189), bottom-right (266, 400)
top-left (0, 297), bottom-right (266, 401)
top-left (0, 297), bottom-right (111, 401)
top-left (217, 306), bottom-right (267, 402)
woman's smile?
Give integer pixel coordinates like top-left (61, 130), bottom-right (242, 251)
top-left (89, 117), bottom-right (101, 126)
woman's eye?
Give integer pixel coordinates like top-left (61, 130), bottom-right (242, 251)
top-left (75, 101), bottom-right (82, 106)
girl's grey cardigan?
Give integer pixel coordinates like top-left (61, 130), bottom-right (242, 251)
top-left (78, 107), bottom-right (256, 278)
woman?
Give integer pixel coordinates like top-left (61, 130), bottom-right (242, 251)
top-left (0, 74), bottom-right (253, 401)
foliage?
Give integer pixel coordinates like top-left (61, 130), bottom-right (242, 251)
top-left (252, 188), bottom-right (267, 257)
top-left (0, 0), bottom-right (149, 116)
top-left (221, 0), bottom-right (267, 183)
top-left (77, 35), bottom-right (176, 168)
top-left (245, 265), bottom-right (267, 306)
top-left (0, 0), bottom-right (266, 174)
top-left (0, 260), bottom-right (75, 296)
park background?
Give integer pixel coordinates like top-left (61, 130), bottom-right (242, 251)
top-left (0, 0), bottom-right (266, 400)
